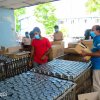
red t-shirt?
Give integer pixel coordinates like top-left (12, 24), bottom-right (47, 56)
top-left (31, 37), bottom-right (51, 64)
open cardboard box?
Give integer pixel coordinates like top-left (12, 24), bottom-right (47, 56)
top-left (81, 40), bottom-right (93, 49)
top-left (64, 43), bottom-right (91, 60)
top-left (5, 51), bottom-right (30, 58)
top-left (65, 43), bottom-right (90, 53)
top-left (7, 46), bottom-right (22, 53)
top-left (68, 42), bottom-right (78, 48)
top-left (78, 92), bottom-right (99, 100)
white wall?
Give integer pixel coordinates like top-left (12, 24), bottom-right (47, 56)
top-left (0, 8), bottom-right (18, 47)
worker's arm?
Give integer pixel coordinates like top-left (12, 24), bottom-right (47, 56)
top-left (61, 32), bottom-right (63, 40)
top-left (41, 48), bottom-right (52, 60)
top-left (29, 46), bottom-right (34, 67)
top-left (81, 50), bottom-right (100, 57)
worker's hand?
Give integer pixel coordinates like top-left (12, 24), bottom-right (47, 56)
top-left (41, 55), bottom-right (46, 60)
top-left (77, 39), bottom-right (83, 43)
top-left (81, 50), bottom-right (87, 56)
top-left (82, 57), bottom-right (89, 62)
top-left (29, 61), bottom-right (32, 67)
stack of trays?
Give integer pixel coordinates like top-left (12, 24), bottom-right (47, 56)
top-left (0, 71), bottom-right (76, 100)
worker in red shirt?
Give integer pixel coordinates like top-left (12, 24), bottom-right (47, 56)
top-left (29, 27), bottom-right (52, 67)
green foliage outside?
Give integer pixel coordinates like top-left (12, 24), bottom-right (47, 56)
top-left (14, 0), bottom-right (100, 33)
top-left (86, 0), bottom-right (100, 12)
top-left (14, 8), bottom-right (26, 32)
top-left (34, 3), bottom-right (58, 34)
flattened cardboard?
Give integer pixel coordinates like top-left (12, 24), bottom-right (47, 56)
top-left (78, 92), bottom-right (99, 100)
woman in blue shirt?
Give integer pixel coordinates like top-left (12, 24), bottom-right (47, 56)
top-left (81, 25), bottom-right (100, 92)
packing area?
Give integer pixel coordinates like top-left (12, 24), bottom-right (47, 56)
top-left (0, 0), bottom-right (99, 100)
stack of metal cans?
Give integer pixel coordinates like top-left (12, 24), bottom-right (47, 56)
top-left (33, 59), bottom-right (91, 81)
top-left (0, 71), bottom-right (76, 100)
top-left (32, 59), bottom-right (92, 99)
top-left (0, 55), bottom-right (12, 64)
top-left (0, 54), bottom-right (30, 79)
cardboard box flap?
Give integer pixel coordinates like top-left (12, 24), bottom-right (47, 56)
top-left (16, 51), bottom-right (30, 56)
top-left (81, 40), bottom-right (93, 49)
top-left (78, 92), bottom-right (99, 100)
top-left (7, 46), bottom-right (22, 53)
top-left (68, 42), bottom-right (78, 48)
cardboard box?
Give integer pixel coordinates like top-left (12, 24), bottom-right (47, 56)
top-left (68, 42), bottom-right (78, 48)
top-left (65, 43), bottom-right (91, 53)
top-left (81, 40), bottom-right (93, 49)
top-left (78, 92), bottom-right (99, 100)
top-left (51, 41), bottom-right (64, 48)
top-left (7, 46), bottom-right (22, 53)
top-left (49, 45), bottom-right (64, 60)
top-left (6, 51), bottom-right (30, 58)
top-left (64, 53), bottom-right (84, 62)
top-left (64, 43), bottom-right (91, 60)
top-left (0, 49), bottom-right (8, 54)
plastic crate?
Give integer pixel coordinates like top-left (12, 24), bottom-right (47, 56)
top-left (0, 71), bottom-right (76, 100)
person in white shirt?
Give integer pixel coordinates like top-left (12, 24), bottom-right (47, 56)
top-left (53, 25), bottom-right (63, 41)
top-left (21, 32), bottom-right (31, 51)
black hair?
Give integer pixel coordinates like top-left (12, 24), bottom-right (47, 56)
top-left (95, 25), bottom-right (100, 31)
top-left (25, 32), bottom-right (28, 34)
top-left (33, 27), bottom-right (41, 34)
top-left (54, 25), bottom-right (59, 29)
top-left (84, 29), bottom-right (91, 40)
top-left (29, 31), bottom-right (34, 39)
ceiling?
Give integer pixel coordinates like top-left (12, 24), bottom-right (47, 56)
top-left (0, 0), bottom-right (59, 9)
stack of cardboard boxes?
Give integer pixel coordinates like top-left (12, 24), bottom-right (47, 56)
top-left (49, 41), bottom-right (64, 60)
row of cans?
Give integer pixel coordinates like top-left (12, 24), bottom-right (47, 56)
top-left (0, 54), bottom-right (12, 63)
top-left (32, 59), bottom-right (91, 81)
